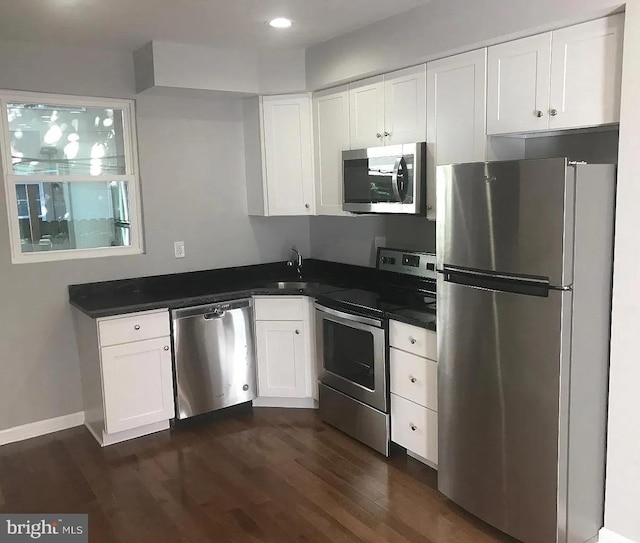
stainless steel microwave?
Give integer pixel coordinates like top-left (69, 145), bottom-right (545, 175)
top-left (342, 142), bottom-right (426, 215)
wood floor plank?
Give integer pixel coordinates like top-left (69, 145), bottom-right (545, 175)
top-left (0, 408), bottom-right (514, 542)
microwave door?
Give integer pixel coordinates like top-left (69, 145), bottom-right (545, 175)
top-left (342, 143), bottom-right (424, 214)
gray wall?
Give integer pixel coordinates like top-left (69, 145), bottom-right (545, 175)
top-left (306, 0), bottom-right (622, 89)
top-left (524, 130), bottom-right (620, 163)
top-left (0, 41), bottom-right (310, 431)
top-left (310, 215), bottom-right (436, 267)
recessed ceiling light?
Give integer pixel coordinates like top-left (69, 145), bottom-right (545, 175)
top-left (269, 17), bottom-right (292, 29)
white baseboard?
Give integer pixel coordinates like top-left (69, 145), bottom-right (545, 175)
top-left (0, 412), bottom-right (85, 446)
top-left (599, 528), bottom-right (638, 543)
top-left (252, 397), bottom-right (318, 409)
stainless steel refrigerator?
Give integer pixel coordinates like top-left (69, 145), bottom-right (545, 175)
top-left (436, 158), bottom-right (615, 543)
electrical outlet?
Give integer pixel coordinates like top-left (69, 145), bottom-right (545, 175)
top-left (174, 241), bottom-right (185, 259)
top-left (374, 236), bottom-right (386, 253)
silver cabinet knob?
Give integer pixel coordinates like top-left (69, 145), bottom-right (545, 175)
top-left (134, 324), bottom-right (141, 330)
top-left (410, 424), bottom-right (417, 431)
top-left (376, 133), bottom-right (383, 139)
top-left (383, 131), bottom-right (391, 137)
top-left (426, 205), bottom-right (433, 211)
top-left (550, 108), bottom-right (558, 116)
top-left (410, 377), bottom-right (417, 383)
top-left (305, 203), bottom-right (310, 209)
top-left (295, 329), bottom-right (300, 335)
top-left (409, 337), bottom-right (417, 345)
top-left (535, 110), bottom-right (543, 118)
top-left (164, 346), bottom-right (169, 351)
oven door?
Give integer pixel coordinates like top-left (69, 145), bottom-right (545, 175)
top-left (315, 303), bottom-right (387, 412)
top-left (342, 143), bottom-right (425, 215)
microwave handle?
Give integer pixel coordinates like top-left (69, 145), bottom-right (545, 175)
top-left (391, 157), bottom-right (406, 203)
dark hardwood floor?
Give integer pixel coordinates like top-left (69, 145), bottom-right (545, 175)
top-left (0, 408), bottom-right (515, 542)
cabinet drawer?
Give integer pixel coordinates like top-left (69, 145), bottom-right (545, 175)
top-left (254, 296), bottom-right (305, 321)
top-left (389, 320), bottom-right (436, 360)
top-left (98, 310), bottom-right (170, 347)
top-left (391, 394), bottom-right (438, 465)
top-left (390, 348), bottom-right (437, 411)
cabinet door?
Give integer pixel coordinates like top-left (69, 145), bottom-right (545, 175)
top-left (549, 14), bottom-right (624, 130)
top-left (349, 76), bottom-right (385, 149)
top-left (261, 94), bottom-right (315, 215)
top-left (101, 337), bottom-right (174, 434)
top-left (384, 65), bottom-right (427, 145)
top-left (256, 320), bottom-right (308, 398)
top-left (487, 33), bottom-right (552, 134)
top-left (426, 49), bottom-right (487, 221)
top-left (313, 86), bottom-right (351, 216)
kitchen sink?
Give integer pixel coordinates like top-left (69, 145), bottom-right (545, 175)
top-left (262, 281), bottom-right (322, 290)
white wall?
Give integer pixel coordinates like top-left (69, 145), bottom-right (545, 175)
top-left (306, 0), bottom-right (622, 89)
top-left (134, 41), bottom-right (307, 96)
top-left (0, 41), bottom-right (311, 431)
top-left (603, 0), bottom-right (640, 541)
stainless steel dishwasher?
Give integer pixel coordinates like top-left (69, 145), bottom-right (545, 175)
top-left (171, 298), bottom-right (256, 419)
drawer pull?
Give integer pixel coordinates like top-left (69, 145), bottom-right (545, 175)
top-left (410, 376), bottom-right (417, 383)
top-left (134, 324), bottom-right (141, 330)
top-left (410, 424), bottom-right (417, 431)
top-left (164, 346), bottom-right (170, 351)
top-left (409, 337), bottom-right (416, 345)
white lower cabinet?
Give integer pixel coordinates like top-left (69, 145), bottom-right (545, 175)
top-left (101, 337), bottom-right (174, 434)
top-left (255, 320), bottom-right (308, 398)
top-left (391, 394), bottom-right (438, 465)
top-left (253, 296), bottom-right (317, 407)
top-left (72, 307), bottom-right (175, 446)
top-left (389, 319), bottom-right (438, 467)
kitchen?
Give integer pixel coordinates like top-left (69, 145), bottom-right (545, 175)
top-left (0, 1), bottom-right (639, 542)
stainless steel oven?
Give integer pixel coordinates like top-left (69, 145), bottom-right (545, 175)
top-left (315, 303), bottom-right (389, 456)
top-left (342, 142), bottom-right (426, 215)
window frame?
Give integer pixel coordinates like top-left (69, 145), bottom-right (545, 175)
top-left (0, 90), bottom-right (144, 264)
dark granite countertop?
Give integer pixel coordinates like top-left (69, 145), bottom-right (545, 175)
top-left (69, 259), bottom-right (436, 330)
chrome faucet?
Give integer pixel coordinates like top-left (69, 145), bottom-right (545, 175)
top-left (287, 247), bottom-right (303, 279)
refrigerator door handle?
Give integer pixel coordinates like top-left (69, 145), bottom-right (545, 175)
top-left (441, 265), bottom-right (550, 297)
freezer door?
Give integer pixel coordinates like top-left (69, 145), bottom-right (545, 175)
top-left (436, 158), bottom-right (574, 287)
top-left (437, 276), bottom-right (571, 543)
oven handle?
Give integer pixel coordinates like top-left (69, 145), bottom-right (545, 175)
top-left (314, 303), bottom-right (383, 328)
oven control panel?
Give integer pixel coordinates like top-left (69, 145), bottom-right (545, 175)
top-left (377, 248), bottom-right (437, 280)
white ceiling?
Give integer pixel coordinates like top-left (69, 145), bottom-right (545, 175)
top-left (0, 0), bottom-right (432, 52)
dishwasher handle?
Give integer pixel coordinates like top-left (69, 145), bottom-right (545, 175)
top-left (203, 310), bottom-right (225, 320)
top-left (172, 298), bottom-right (252, 320)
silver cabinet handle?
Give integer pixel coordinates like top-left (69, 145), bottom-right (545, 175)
top-left (376, 133), bottom-right (383, 139)
top-left (295, 329), bottom-right (300, 335)
top-left (134, 324), bottom-right (141, 330)
top-left (410, 424), bottom-right (417, 431)
top-left (409, 337), bottom-right (417, 345)
top-left (383, 131), bottom-right (391, 137)
top-left (426, 205), bottom-right (433, 211)
top-left (535, 110), bottom-right (543, 117)
top-left (410, 376), bottom-right (417, 383)
top-left (164, 346), bottom-right (170, 351)
top-left (305, 203), bottom-right (310, 209)
top-left (550, 108), bottom-right (558, 116)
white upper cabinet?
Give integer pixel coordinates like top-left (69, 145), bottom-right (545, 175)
top-left (487, 33), bottom-right (552, 135)
top-left (487, 14), bottom-right (624, 135)
top-left (313, 86), bottom-right (351, 216)
top-left (384, 65), bottom-right (427, 145)
top-left (349, 75), bottom-right (385, 148)
top-left (427, 49), bottom-right (487, 221)
top-left (246, 94), bottom-right (315, 216)
top-left (548, 14), bottom-right (624, 130)
top-left (349, 66), bottom-right (426, 148)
